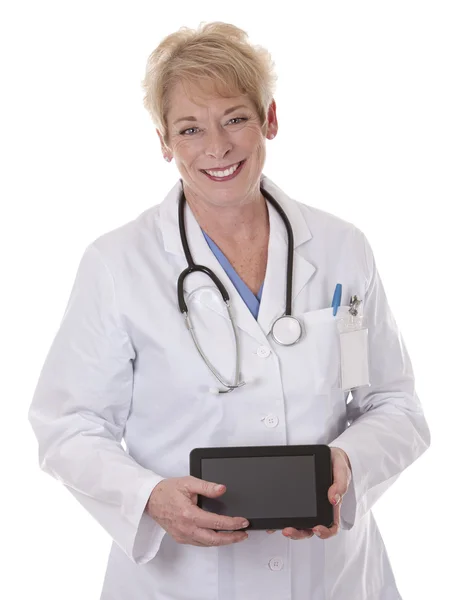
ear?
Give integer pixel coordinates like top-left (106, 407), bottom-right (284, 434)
top-left (266, 99), bottom-right (278, 140)
top-left (156, 128), bottom-right (172, 161)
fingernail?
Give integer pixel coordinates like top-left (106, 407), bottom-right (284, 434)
top-left (332, 494), bottom-right (341, 505)
top-left (215, 484), bottom-right (224, 491)
top-left (314, 529), bottom-right (321, 537)
top-left (242, 521), bottom-right (249, 527)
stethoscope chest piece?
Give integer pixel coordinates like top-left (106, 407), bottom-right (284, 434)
top-left (271, 315), bottom-right (302, 346)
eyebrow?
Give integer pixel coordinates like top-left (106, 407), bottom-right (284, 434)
top-left (172, 104), bottom-right (250, 126)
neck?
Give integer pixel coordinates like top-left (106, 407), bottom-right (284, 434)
top-left (183, 184), bottom-right (269, 244)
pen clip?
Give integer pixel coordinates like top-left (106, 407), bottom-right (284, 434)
top-left (349, 295), bottom-right (361, 317)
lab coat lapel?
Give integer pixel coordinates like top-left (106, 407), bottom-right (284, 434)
top-left (256, 176), bottom-right (316, 335)
top-left (159, 179), bottom-right (268, 345)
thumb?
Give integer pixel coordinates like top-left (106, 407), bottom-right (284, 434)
top-left (328, 482), bottom-right (343, 506)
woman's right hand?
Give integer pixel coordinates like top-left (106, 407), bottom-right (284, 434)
top-left (146, 476), bottom-right (250, 547)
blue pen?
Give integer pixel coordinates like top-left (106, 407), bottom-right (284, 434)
top-left (331, 283), bottom-right (342, 316)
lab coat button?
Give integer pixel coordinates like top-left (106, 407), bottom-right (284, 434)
top-left (264, 414), bottom-right (279, 428)
top-left (268, 557), bottom-right (284, 571)
top-left (257, 345), bottom-right (271, 358)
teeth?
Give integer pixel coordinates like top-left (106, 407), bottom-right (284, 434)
top-left (205, 162), bottom-right (241, 178)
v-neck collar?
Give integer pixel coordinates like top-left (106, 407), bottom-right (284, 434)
top-left (201, 230), bottom-right (263, 319)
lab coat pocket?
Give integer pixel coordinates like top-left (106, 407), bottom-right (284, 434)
top-left (295, 305), bottom-right (351, 394)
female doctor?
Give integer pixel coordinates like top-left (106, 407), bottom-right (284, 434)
top-left (28, 21), bottom-right (430, 600)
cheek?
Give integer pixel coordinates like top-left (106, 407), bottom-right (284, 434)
top-left (253, 139), bottom-right (266, 161)
top-left (239, 129), bottom-right (265, 156)
top-left (244, 124), bottom-right (264, 142)
top-left (174, 141), bottom-right (190, 157)
top-left (173, 141), bottom-right (200, 168)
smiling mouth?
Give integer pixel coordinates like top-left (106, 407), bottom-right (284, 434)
top-left (200, 160), bottom-right (246, 181)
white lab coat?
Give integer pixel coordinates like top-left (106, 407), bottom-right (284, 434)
top-left (29, 174), bottom-right (430, 600)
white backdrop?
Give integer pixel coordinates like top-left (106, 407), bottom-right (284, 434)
top-left (1, 1), bottom-right (457, 598)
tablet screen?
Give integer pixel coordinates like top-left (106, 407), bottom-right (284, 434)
top-left (201, 455), bottom-right (317, 518)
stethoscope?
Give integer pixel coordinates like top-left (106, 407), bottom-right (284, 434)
top-left (177, 186), bottom-right (302, 394)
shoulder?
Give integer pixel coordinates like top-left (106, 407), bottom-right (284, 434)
top-left (84, 204), bottom-right (163, 264)
top-left (83, 179), bottom-right (183, 266)
top-left (298, 200), bottom-right (363, 241)
top-left (292, 198), bottom-right (374, 288)
top-left (263, 175), bottom-right (373, 283)
top-left (264, 174), bottom-right (366, 248)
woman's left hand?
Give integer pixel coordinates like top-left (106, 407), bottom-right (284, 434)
top-left (266, 447), bottom-right (352, 540)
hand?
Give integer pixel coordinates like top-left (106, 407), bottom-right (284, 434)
top-left (146, 476), bottom-right (250, 547)
top-left (266, 447), bottom-right (352, 540)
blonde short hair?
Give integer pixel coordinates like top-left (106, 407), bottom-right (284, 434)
top-left (141, 22), bottom-right (277, 146)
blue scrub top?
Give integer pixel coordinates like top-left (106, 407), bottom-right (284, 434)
top-left (202, 230), bottom-right (264, 319)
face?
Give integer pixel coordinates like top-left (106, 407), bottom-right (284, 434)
top-left (157, 80), bottom-right (278, 209)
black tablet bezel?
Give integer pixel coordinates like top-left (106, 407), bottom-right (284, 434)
top-left (189, 444), bottom-right (334, 530)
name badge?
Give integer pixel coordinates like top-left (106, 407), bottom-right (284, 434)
top-left (336, 296), bottom-right (370, 391)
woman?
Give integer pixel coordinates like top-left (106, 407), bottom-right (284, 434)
top-left (28, 21), bottom-right (430, 600)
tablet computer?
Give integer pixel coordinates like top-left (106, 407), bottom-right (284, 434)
top-left (189, 444), bottom-right (333, 530)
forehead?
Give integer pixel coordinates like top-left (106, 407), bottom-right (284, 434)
top-left (166, 79), bottom-right (252, 118)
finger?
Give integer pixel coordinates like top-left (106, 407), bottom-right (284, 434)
top-left (193, 528), bottom-right (248, 547)
top-left (313, 502), bottom-right (341, 539)
top-left (282, 527), bottom-right (314, 540)
top-left (266, 529), bottom-right (276, 534)
top-left (191, 507), bottom-right (249, 532)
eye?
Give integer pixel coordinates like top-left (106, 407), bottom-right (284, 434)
top-left (180, 127), bottom-right (200, 136)
top-left (179, 117), bottom-right (248, 136)
top-left (227, 117), bottom-right (248, 125)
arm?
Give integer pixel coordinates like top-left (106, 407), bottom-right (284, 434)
top-left (28, 243), bottom-right (167, 564)
top-left (330, 230), bottom-right (431, 529)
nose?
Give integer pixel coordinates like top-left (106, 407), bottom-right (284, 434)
top-left (204, 125), bottom-right (233, 161)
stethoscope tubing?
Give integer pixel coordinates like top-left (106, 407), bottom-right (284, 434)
top-left (177, 186), bottom-right (294, 317)
top-left (176, 184), bottom-right (296, 393)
